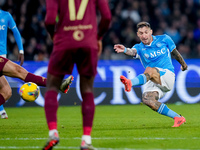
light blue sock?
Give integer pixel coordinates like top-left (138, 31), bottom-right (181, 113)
top-left (0, 105), bottom-right (4, 111)
top-left (157, 103), bottom-right (181, 118)
top-left (130, 74), bottom-right (147, 86)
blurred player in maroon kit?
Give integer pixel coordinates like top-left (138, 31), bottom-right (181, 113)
top-left (43, 0), bottom-right (111, 150)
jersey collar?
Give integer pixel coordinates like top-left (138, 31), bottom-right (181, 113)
top-left (141, 35), bottom-right (156, 47)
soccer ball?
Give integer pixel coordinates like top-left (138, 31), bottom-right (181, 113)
top-left (19, 82), bottom-right (40, 102)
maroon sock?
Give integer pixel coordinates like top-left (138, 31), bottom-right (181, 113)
top-left (44, 90), bottom-right (58, 130)
top-left (24, 73), bottom-right (46, 86)
top-left (0, 94), bottom-right (5, 105)
top-left (81, 92), bottom-right (95, 135)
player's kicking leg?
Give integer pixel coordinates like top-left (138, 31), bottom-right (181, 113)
top-left (1, 58), bottom-right (73, 93)
top-left (120, 73), bottom-right (147, 92)
top-left (120, 68), bottom-right (160, 92)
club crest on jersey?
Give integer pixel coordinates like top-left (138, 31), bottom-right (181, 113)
top-left (156, 42), bottom-right (162, 47)
top-left (1, 19), bottom-right (5, 23)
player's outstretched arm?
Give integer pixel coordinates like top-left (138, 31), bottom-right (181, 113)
top-left (12, 27), bottom-right (24, 66)
top-left (114, 44), bottom-right (137, 57)
top-left (171, 48), bottom-right (188, 71)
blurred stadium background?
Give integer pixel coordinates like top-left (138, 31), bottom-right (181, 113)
top-left (1, 0), bottom-right (199, 107)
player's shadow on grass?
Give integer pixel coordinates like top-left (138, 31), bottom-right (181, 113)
top-left (97, 125), bottom-right (189, 130)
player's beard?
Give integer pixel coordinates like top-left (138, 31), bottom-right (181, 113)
top-left (142, 36), bottom-right (153, 45)
top-left (142, 39), bottom-right (150, 45)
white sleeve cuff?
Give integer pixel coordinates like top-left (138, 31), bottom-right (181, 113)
top-left (19, 50), bottom-right (24, 54)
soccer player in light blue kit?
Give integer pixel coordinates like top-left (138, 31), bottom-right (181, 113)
top-left (114, 22), bottom-right (188, 127)
top-left (0, 9), bottom-right (24, 119)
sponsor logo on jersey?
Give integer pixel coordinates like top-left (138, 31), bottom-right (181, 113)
top-left (73, 30), bottom-right (84, 41)
top-left (142, 48), bottom-right (146, 51)
top-left (0, 25), bottom-right (6, 30)
top-left (149, 48), bottom-right (166, 58)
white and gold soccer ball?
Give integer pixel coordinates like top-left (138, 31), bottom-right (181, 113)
top-left (19, 82), bottom-right (40, 102)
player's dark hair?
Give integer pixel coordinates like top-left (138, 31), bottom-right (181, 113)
top-left (137, 22), bottom-right (151, 30)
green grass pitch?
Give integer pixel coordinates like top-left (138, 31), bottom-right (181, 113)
top-left (0, 104), bottom-right (200, 150)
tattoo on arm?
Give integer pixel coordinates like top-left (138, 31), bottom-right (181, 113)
top-left (125, 48), bottom-right (137, 56)
top-left (171, 48), bottom-right (187, 69)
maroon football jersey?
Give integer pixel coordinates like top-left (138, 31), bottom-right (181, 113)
top-left (45, 0), bottom-right (111, 49)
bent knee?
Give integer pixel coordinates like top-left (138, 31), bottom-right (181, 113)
top-left (144, 67), bottom-right (153, 73)
top-left (144, 67), bottom-right (159, 76)
top-left (3, 90), bottom-right (12, 101)
top-left (13, 65), bottom-right (28, 80)
top-left (6, 92), bottom-right (12, 101)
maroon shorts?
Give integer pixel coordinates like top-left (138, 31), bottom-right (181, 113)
top-left (0, 56), bottom-right (9, 77)
top-left (48, 46), bottom-right (98, 77)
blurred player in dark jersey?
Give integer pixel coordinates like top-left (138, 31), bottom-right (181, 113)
top-left (0, 8), bottom-right (72, 119)
top-left (43, 0), bottom-right (111, 150)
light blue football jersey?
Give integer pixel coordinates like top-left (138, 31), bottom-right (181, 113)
top-left (0, 10), bottom-right (16, 55)
top-left (133, 34), bottom-right (175, 73)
